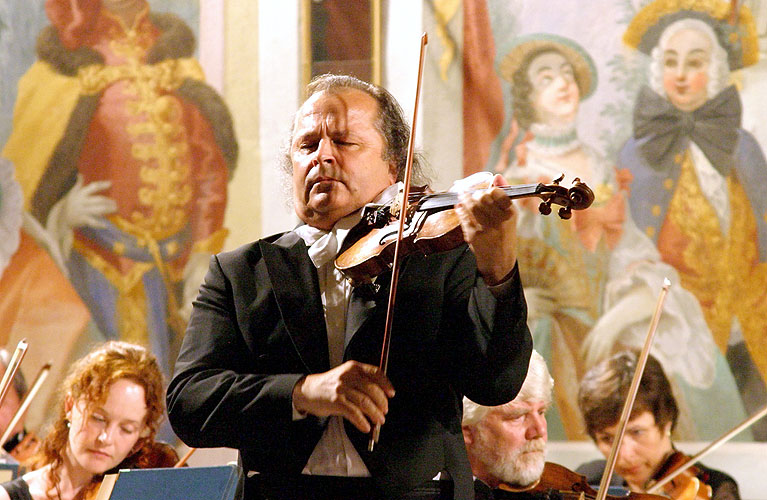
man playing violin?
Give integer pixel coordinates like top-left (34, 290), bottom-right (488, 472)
top-left (577, 351), bottom-right (739, 500)
top-left (462, 350), bottom-right (553, 499)
top-left (167, 73), bottom-right (533, 500)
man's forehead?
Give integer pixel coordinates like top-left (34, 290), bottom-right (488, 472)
top-left (297, 89), bottom-right (376, 121)
top-left (495, 398), bottom-right (547, 413)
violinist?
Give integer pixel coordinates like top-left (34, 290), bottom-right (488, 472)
top-left (0, 341), bottom-right (166, 500)
top-left (167, 73), bottom-right (533, 500)
top-left (462, 350), bottom-right (553, 499)
top-left (576, 351), bottom-right (739, 500)
top-left (0, 349), bottom-right (29, 457)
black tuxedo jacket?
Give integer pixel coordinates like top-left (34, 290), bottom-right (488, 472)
top-left (167, 230), bottom-right (532, 499)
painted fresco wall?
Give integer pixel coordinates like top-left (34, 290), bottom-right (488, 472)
top-left (471, 0), bottom-right (767, 442)
top-left (1, 0), bottom-right (765, 452)
top-left (0, 0), bottom-right (231, 433)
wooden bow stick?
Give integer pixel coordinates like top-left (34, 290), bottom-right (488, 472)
top-left (647, 404), bottom-right (767, 494)
top-left (0, 340), bottom-right (29, 411)
top-left (0, 361), bottom-right (51, 446)
top-left (368, 32), bottom-right (428, 452)
top-left (595, 279), bottom-right (671, 500)
top-left (174, 447), bottom-right (197, 467)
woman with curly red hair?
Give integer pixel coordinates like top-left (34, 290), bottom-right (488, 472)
top-left (0, 341), bottom-right (166, 500)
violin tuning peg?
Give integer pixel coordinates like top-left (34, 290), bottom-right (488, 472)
top-left (558, 206), bottom-right (572, 220)
top-left (538, 201), bottom-right (552, 216)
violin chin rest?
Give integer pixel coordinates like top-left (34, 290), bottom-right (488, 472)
top-left (672, 476), bottom-right (700, 500)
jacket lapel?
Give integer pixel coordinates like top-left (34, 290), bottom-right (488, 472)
top-left (344, 282), bottom-right (379, 351)
top-left (259, 233), bottom-right (330, 374)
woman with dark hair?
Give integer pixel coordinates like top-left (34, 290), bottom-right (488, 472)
top-left (0, 341), bottom-right (167, 500)
top-left (577, 350), bottom-right (740, 500)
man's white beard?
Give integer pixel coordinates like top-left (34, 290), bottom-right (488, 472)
top-left (478, 437), bottom-right (546, 488)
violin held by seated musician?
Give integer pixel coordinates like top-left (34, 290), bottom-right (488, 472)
top-left (577, 351), bottom-right (740, 500)
top-left (0, 341), bottom-right (167, 500)
top-left (0, 348), bottom-right (38, 463)
top-left (462, 350), bottom-right (666, 500)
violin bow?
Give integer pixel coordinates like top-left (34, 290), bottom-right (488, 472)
top-left (174, 447), bottom-right (197, 467)
top-left (368, 32), bottom-right (428, 452)
top-left (646, 403), bottom-right (767, 494)
top-left (595, 279), bottom-right (671, 500)
top-left (0, 340), bottom-right (29, 411)
top-left (0, 361), bottom-right (51, 446)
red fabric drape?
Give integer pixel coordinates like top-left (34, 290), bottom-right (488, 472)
top-left (45, 0), bottom-right (103, 49)
top-left (463, 0), bottom-right (505, 175)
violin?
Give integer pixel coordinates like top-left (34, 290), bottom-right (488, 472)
top-left (84, 441), bottom-right (182, 500)
top-left (645, 451), bottom-right (712, 500)
top-left (6, 429), bottom-right (41, 463)
top-left (496, 462), bottom-right (668, 500)
top-left (336, 175), bottom-right (594, 285)
top-left (0, 360), bottom-right (52, 467)
top-left (120, 440), bottom-right (181, 469)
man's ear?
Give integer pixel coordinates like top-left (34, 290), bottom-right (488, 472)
top-left (462, 425), bottom-right (474, 446)
top-left (662, 420), bottom-right (673, 438)
top-left (389, 163), bottom-right (398, 183)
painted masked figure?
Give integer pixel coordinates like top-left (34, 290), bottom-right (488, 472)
top-left (498, 33), bottom-right (743, 441)
top-left (619, 0), bottom-right (767, 435)
top-left (2, 0), bottom-right (237, 374)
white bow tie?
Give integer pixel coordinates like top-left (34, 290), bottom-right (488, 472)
top-left (305, 229), bottom-right (338, 269)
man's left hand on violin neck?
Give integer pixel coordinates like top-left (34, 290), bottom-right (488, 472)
top-left (454, 173), bottom-right (519, 286)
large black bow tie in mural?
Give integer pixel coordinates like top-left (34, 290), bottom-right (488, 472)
top-left (633, 85), bottom-right (741, 176)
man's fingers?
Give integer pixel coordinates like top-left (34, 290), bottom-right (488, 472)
top-left (355, 362), bottom-right (396, 398)
top-left (347, 389), bottom-right (386, 427)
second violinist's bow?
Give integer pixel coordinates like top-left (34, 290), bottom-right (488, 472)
top-left (0, 340), bottom-right (29, 412)
top-left (0, 361), bottom-right (51, 447)
top-left (646, 403), bottom-right (767, 494)
top-left (368, 32), bottom-right (428, 452)
top-left (595, 279), bottom-right (671, 500)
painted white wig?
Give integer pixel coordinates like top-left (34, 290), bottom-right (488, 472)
top-left (649, 18), bottom-right (730, 100)
top-left (462, 350), bottom-right (554, 427)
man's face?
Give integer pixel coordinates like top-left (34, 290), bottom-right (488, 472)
top-left (290, 89), bottom-right (397, 230)
top-left (528, 51), bottom-right (580, 127)
top-left (661, 28), bottom-right (711, 112)
top-left (466, 399), bottom-right (548, 488)
top-left (593, 411), bottom-right (673, 490)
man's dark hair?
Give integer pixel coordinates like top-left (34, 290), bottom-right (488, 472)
top-left (578, 350), bottom-right (679, 439)
top-left (281, 74), bottom-right (428, 185)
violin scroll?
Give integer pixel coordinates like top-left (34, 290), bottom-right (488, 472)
top-left (536, 177), bottom-right (595, 220)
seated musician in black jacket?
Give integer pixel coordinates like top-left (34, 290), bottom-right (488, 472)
top-left (576, 350), bottom-right (740, 500)
top-left (462, 350), bottom-right (555, 499)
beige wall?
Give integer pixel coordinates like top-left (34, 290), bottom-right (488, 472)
top-left (202, 1), bottom-right (465, 248)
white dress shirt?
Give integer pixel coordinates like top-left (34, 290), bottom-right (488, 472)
top-left (293, 184), bottom-right (401, 477)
